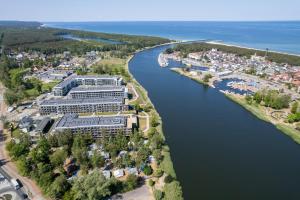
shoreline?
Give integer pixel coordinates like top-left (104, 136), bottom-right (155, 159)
top-left (170, 67), bottom-right (300, 145)
top-left (170, 68), bottom-right (215, 88)
top-left (44, 23), bottom-right (300, 57)
top-left (126, 51), bottom-right (177, 174)
top-left (126, 48), bottom-right (181, 197)
top-left (206, 41), bottom-right (300, 57)
top-left (225, 94), bottom-right (300, 144)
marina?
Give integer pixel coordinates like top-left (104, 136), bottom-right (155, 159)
top-left (129, 44), bottom-right (300, 200)
top-left (158, 53), bottom-right (169, 67)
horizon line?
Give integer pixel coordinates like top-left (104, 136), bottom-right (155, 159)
top-left (1, 19), bottom-right (300, 23)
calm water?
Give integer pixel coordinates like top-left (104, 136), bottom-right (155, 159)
top-left (61, 34), bottom-right (124, 44)
top-left (45, 21), bottom-right (300, 54)
top-left (129, 45), bottom-right (300, 200)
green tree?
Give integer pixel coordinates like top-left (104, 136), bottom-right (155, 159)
top-left (48, 175), bottom-right (70, 199)
top-left (7, 139), bottom-right (30, 159)
top-left (16, 156), bottom-right (32, 176)
top-left (91, 151), bottom-right (105, 168)
top-left (72, 136), bottom-right (88, 165)
top-left (164, 175), bottom-right (174, 183)
top-left (72, 170), bottom-right (113, 200)
top-left (143, 165), bottom-right (153, 176)
top-left (151, 115), bottom-right (159, 127)
top-left (30, 137), bottom-right (51, 163)
top-left (153, 149), bottom-right (162, 164)
top-left (47, 134), bottom-right (59, 147)
top-left (50, 149), bottom-right (68, 168)
top-left (150, 134), bottom-right (164, 150)
top-left (57, 130), bottom-right (73, 147)
top-left (203, 74), bottom-right (212, 83)
top-left (135, 147), bottom-right (151, 167)
top-left (4, 90), bottom-right (20, 105)
top-left (123, 174), bottom-right (138, 192)
top-left (148, 179), bottom-right (155, 187)
top-left (291, 101), bottom-right (298, 114)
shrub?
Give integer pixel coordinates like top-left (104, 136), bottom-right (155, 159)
top-left (154, 168), bottom-right (164, 178)
top-left (123, 174), bottom-right (138, 192)
top-left (203, 74), bottom-right (212, 83)
top-left (163, 181), bottom-right (183, 200)
top-left (143, 165), bottom-right (153, 175)
top-left (148, 179), bottom-right (155, 187)
top-left (164, 175), bottom-right (174, 183)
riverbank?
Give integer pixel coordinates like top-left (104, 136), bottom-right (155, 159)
top-left (225, 94), bottom-right (300, 144)
top-left (170, 65), bottom-right (300, 145)
top-left (126, 54), bottom-right (182, 199)
top-left (170, 67), bottom-right (215, 88)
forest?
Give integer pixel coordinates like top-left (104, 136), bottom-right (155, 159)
top-left (0, 21), bottom-right (171, 55)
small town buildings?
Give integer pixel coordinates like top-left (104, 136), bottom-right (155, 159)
top-left (36, 117), bottom-right (53, 134)
top-left (113, 169), bottom-right (125, 178)
top-left (188, 52), bottom-right (202, 60)
top-left (126, 167), bottom-right (138, 176)
top-left (35, 69), bottom-right (73, 83)
top-left (19, 116), bottom-right (34, 133)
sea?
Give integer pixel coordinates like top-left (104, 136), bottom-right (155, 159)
top-left (45, 21), bottom-right (300, 55)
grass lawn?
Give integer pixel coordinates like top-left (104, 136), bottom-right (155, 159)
top-left (42, 81), bottom-right (60, 93)
top-left (276, 124), bottom-right (300, 144)
top-left (97, 58), bottom-right (126, 66)
top-left (24, 88), bottom-right (40, 98)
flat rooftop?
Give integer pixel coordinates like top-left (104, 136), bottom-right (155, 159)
top-left (55, 114), bottom-right (127, 129)
top-left (75, 75), bottom-right (121, 79)
top-left (53, 75), bottom-right (122, 89)
top-left (69, 86), bottom-right (125, 93)
top-left (40, 97), bottom-right (124, 106)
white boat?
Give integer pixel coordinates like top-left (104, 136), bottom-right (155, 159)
top-left (158, 53), bottom-right (169, 67)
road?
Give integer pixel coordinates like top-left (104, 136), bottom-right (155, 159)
top-left (0, 83), bottom-right (45, 200)
top-left (128, 83), bottom-right (139, 103)
top-left (0, 166), bottom-right (26, 199)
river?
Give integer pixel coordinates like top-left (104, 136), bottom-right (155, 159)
top-left (129, 45), bottom-right (300, 200)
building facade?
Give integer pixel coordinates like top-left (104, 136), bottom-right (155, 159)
top-left (53, 114), bottom-right (136, 138)
top-left (69, 86), bottom-right (127, 99)
top-left (53, 75), bottom-right (123, 96)
top-left (39, 97), bottom-right (128, 115)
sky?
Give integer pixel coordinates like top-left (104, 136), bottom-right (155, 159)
top-left (0, 0), bottom-right (299, 22)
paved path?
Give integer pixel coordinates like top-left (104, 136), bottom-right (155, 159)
top-left (128, 83), bottom-right (139, 103)
top-left (111, 185), bottom-right (154, 200)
